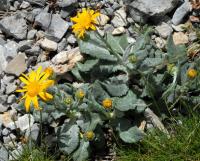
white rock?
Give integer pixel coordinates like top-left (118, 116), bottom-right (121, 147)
top-left (173, 32), bottom-right (189, 45)
top-left (155, 22), bottom-right (173, 39)
top-left (96, 14), bottom-right (110, 26)
top-left (16, 114), bottom-right (34, 131)
top-left (5, 53), bottom-right (27, 76)
top-left (40, 38), bottom-right (58, 51)
top-left (111, 7), bottom-right (127, 27)
top-left (51, 47), bottom-right (83, 74)
top-left (112, 26), bottom-right (126, 35)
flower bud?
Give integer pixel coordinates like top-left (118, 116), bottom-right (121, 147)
top-left (65, 96), bottom-right (73, 105)
top-left (187, 68), bottom-right (197, 79)
top-left (102, 98), bottom-right (112, 109)
top-left (128, 55), bottom-right (137, 63)
top-left (75, 89), bottom-right (85, 99)
top-left (85, 131), bottom-right (95, 141)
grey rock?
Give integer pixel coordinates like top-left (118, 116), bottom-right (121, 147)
top-left (45, 14), bottom-right (69, 42)
top-left (0, 37), bottom-right (6, 45)
top-left (25, 45), bottom-right (41, 56)
top-left (0, 147), bottom-right (8, 161)
top-left (104, 24), bottom-right (114, 33)
top-left (20, 1), bottom-right (30, 9)
top-left (126, 0), bottom-right (179, 23)
top-left (0, 83), bottom-right (6, 94)
top-left (3, 133), bottom-right (16, 144)
top-left (35, 11), bottom-right (51, 30)
top-left (40, 38), bottom-right (58, 51)
top-left (4, 41), bottom-right (19, 60)
top-left (60, 7), bottom-right (75, 19)
top-left (58, 38), bottom-right (67, 52)
top-left (16, 114), bottom-right (34, 131)
top-left (35, 12), bottom-right (69, 42)
top-left (2, 128), bottom-right (10, 136)
top-left (0, 0), bottom-right (9, 11)
top-left (7, 94), bottom-right (16, 104)
top-left (5, 53), bottom-right (27, 76)
top-left (26, 8), bottom-right (42, 22)
top-left (0, 45), bottom-right (7, 74)
top-left (0, 104), bottom-right (8, 113)
top-left (27, 29), bottom-right (37, 40)
top-left (25, 123), bottom-right (39, 141)
top-left (5, 83), bottom-right (17, 94)
top-left (155, 22), bottom-right (173, 39)
top-left (26, 0), bottom-right (46, 6)
top-left (13, 1), bottom-right (20, 9)
top-left (18, 40), bottom-right (33, 52)
top-left (102, 7), bottom-right (115, 17)
top-left (0, 95), bottom-right (7, 104)
top-left (2, 75), bottom-right (15, 84)
top-left (111, 7), bottom-right (127, 27)
top-left (172, 0), bottom-right (192, 25)
top-left (112, 2), bottom-right (121, 10)
top-left (58, 0), bottom-right (78, 7)
top-left (0, 14), bottom-right (28, 40)
top-left (67, 34), bottom-right (76, 44)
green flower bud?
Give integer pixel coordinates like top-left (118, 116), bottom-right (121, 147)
top-left (65, 96), bottom-right (73, 105)
top-left (128, 55), bottom-right (137, 63)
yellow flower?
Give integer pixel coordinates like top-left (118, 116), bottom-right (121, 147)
top-left (75, 89), bottom-right (85, 99)
top-left (85, 131), bottom-right (95, 141)
top-left (16, 66), bottom-right (54, 112)
top-left (187, 69), bottom-right (197, 79)
top-left (71, 8), bottom-right (100, 38)
top-left (102, 98), bottom-right (112, 109)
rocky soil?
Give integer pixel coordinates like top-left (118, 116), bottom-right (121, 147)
top-left (0, 0), bottom-right (199, 160)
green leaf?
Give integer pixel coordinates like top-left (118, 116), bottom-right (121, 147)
top-left (77, 59), bottom-right (99, 72)
top-left (119, 126), bottom-right (144, 143)
top-left (166, 35), bottom-right (187, 63)
top-left (71, 67), bottom-right (84, 81)
top-left (92, 81), bottom-right (109, 103)
top-left (106, 33), bottom-right (125, 55)
top-left (79, 38), bottom-right (117, 61)
top-left (101, 82), bottom-right (129, 97)
top-left (114, 91), bottom-right (146, 111)
top-left (73, 140), bottom-right (90, 161)
top-left (57, 124), bottom-right (80, 154)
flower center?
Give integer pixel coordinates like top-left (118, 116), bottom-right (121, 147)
top-left (27, 81), bottom-right (40, 97)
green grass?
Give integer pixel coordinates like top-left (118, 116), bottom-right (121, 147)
top-left (12, 146), bottom-right (55, 161)
top-left (117, 116), bottom-right (200, 161)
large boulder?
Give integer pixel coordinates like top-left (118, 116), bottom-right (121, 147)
top-left (125, 0), bottom-right (179, 23)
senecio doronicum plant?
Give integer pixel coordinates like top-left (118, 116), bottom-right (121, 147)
top-left (16, 8), bottom-right (200, 161)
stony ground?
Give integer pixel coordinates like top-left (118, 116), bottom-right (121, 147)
top-left (0, 0), bottom-right (199, 160)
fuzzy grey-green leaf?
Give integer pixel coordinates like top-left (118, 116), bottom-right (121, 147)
top-left (119, 126), bottom-right (144, 143)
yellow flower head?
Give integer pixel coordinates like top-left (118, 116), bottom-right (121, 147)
top-left (85, 131), bottom-right (95, 141)
top-left (75, 89), bottom-right (85, 99)
top-left (71, 8), bottom-right (100, 38)
top-left (16, 66), bottom-right (54, 112)
top-left (187, 68), bottom-right (197, 79)
top-left (102, 98), bottom-right (112, 109)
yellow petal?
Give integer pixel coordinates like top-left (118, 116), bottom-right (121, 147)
top-left (19, 77), bottom-right (29, 85)
top-left (32, 96), bottom-right (39, 110)
top-left (39, 92), bottom-right (53, 101)
top-left (40, 80), bottom-right (54, 90)
top-left (16, 89), bottom-right (27, 93)
top-left (25, 96), bottom-right (31, 112)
